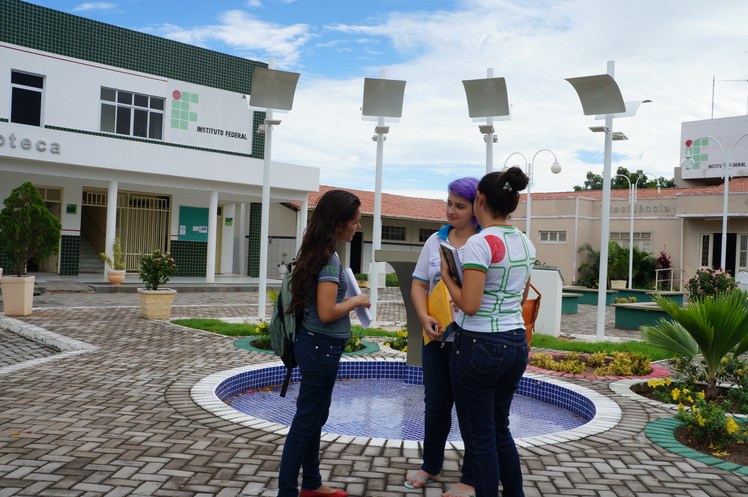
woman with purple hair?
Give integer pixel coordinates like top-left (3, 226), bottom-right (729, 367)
top-left (404, 177), bottom-right (479, 495)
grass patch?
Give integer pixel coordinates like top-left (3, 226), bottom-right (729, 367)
top-left (531, 333), bottom-right (674, 362)
top-left (173, 319), bottom-right (398, 339)
top-left (172, 318), bottom-right (263, 337)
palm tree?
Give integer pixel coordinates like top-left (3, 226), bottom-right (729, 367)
top-left (641, 290), bottom-right (748, 399)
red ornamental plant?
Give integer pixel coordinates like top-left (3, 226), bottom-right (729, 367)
top-left (685, 267), bottom-right (737, 302)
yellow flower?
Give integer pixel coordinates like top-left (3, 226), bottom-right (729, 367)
top-left (665, 377), bottom-right (672, 385)
top-left (726, 417), bottom-right (740, 434)
top-left (687, 396), bottom-right (694, 404)
top-left (671, 388), bottom-right (680, 401)
top-left (677, 403), bottom-right (685, 411)
top-left (712, 450), bottom-right (729, 457)
top-left (695, 413), bottom-right (706, 426)
top-left (697, 391), bottom-right (705, 400)
top-left (738, 369), bottom-right (745, 377)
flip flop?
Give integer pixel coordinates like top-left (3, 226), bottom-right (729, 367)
top-left (403, 471), bottom-right (439, 489)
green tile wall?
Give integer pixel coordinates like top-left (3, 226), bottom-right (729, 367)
top-left (0, 238), bottom-right (8, 274)
top-left (59, 235), bottom-right (79, 275)
top-left (3, 1), bottom-right (266, 95)
top-left (171, 240), bottom-right (207, 277)
top-left (247, 203), bottom-right (261, 277)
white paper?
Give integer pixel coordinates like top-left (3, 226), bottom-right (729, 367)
top-left (344, 267), bottom-right (373, 328)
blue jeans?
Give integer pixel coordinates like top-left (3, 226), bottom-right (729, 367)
top-left (277, 329), bottom-right (346, 497)
top-left (450, 327), bottom-right (528, 497)
top-left (421, 328), bottom-right (473, 485)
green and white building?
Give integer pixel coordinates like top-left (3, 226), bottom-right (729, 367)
top-left (0, 0), bottom-right (318, 279)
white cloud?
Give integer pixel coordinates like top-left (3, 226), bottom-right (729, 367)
top-left (155, 10), bottom-right (312, 68)
top-left (73, 2), bottom-right (115, 11)
top-left (147, 0), bottom-right (748, 195)
top-left (246, 0), bottom-right (262, 7)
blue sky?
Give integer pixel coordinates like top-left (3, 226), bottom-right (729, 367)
top-left (25, 0), bottom-right (748, 198)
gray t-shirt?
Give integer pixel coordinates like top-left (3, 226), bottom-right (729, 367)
top-left (301, 253), bottom-right (351, 339)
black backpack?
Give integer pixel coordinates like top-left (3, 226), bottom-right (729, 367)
top-left (269, 274), bottom-right (300, 397)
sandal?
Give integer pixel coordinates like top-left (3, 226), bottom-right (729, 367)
top-left (403, 470), bottom-right (439, 489)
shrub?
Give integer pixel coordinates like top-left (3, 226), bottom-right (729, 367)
top-left (384, 328), bottom-right (408, 352)
top-left (139, 250), bottom-right (177, 290)
top-left (685, 267), bottom-right (737, 301)
top-left (615, 296), bottom-right (638, 304)
top-left (676, 397), bottom-right (748, 450)
top-left (385, 272), bottom-right (399, 287)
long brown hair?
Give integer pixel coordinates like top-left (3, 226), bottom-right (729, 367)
top-left (289, 189), bottom-right (361, 314)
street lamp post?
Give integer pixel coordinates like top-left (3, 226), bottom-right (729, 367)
top-left (682, 133), bottom-right (748, 270)
top-left (361, 72), bottom-right (406, 327)
top-left (462, 68), bottom-right (510, 173)
top-left (614, 173), bottom-right (649, 289)
top-left (566, 60), bottom-right (626, 341)
top-left (246, 66), bottom-right (300, 320)
top-left (503, 150), bottom-right (561, 241)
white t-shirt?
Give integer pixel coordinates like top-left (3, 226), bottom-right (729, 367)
top-left (412, 225), bottom-right (452, 291)
top-left (456, 225), bottom-right (536, 333)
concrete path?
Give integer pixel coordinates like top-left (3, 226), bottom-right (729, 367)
top-left (1, 287), bottom-right (746, 496)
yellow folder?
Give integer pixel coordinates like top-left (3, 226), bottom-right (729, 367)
top-left (424, 279), bottom-right (453, 345)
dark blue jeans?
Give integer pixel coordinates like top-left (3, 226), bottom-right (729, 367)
top-left (277, 329), bottom-right (346, 497)
top-left (450, 327), bottom-right (528, 497)
top-left (420, 329), bottom-right (473, 485)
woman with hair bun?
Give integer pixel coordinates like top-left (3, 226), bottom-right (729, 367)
top-left (439, 167), bottom-right (534, 497)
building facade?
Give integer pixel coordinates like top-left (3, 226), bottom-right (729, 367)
top-left (0, 0), bottom-right (318, 279)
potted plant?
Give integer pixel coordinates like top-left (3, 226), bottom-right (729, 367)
top-left (99, 237), bottom-right (127, 285)
top-left (137, 249), bottom-right (178, 319)
top-left (0, 182), bottom-right (61, 316)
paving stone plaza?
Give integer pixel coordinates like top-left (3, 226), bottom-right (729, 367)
top-left (1, 281), bottom-right (747, 496)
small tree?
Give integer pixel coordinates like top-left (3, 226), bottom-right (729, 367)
top-left (642, 290), bottom-right (748, 400)
top-left (0, 182), bottom-right (61, 277)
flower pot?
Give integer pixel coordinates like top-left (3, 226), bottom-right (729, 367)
top-left (137, 288), bottom-right (176, 319)
top-left (107, 270), bottom-right (126, 286)
top-left (610, 279), bottom-right (627, 289)
top-left (0, 275), bottom-right (35, 316)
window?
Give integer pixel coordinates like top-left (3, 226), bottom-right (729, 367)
top-left (739, 234), bottom-right (748, 271)
top-left (539, 230), bottom-right (567, 243)
top-left (610, 232), bottom-right (651, 253)
top-left (100, 87), bottom-right (165, 140)
top-left (700, 234), bottom-right (712, 267)
top-left (11, 70), bottom-right (44, 126)
top-left (382, 225), bottom-right (406, 241)
top-left (419, 228), bottom-right (435, 243)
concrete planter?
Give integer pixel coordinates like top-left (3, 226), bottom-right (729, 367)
top-left (137, 288), bottom-right (176, 319)
top-left (0, 275), bottom-right (35, 316)
top-left (613, 302), bottom-right (669, 330)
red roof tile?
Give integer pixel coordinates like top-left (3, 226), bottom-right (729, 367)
top-left (293, 178), bottom-right (748, 222)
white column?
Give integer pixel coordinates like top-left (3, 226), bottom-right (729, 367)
top-left (206, 191), bottom-right (218, 283)
top-left (296, 198), bottom-right (308, 257)
top-left (105, 181), bottom-right (118, 276)
top-left (239, 203), bottom-right (248, 276)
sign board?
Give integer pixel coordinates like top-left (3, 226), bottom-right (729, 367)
top-left (680, 115), bottom-right (748, 179)
top-left (178, 206), bottom-right (209, 242)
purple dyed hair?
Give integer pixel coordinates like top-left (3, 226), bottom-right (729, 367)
top-left (448, 177), bottom-right (480, 228)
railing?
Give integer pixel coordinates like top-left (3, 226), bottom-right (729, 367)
top-left (655, 268), bottom-right (684, 291)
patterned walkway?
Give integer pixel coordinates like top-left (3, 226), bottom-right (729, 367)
top-left (1, 287), bottom-right (747, 496)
